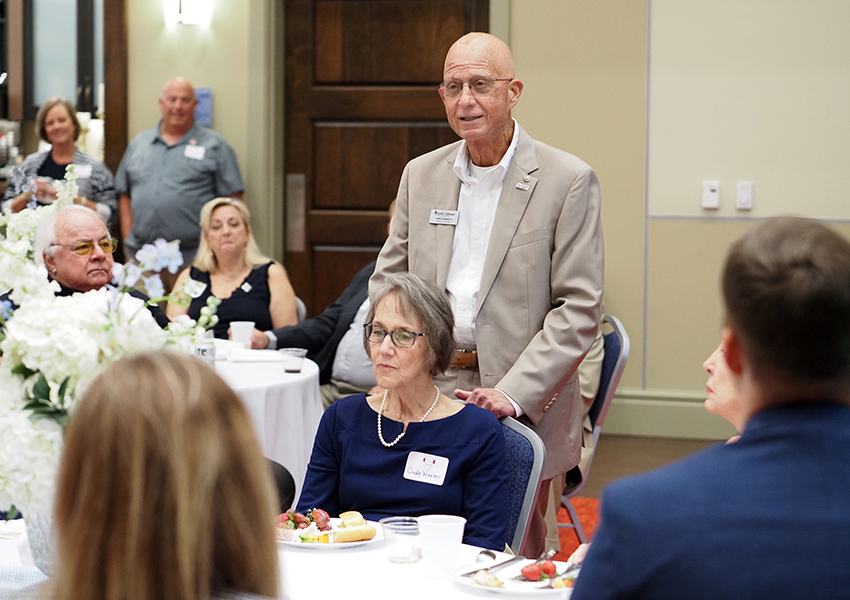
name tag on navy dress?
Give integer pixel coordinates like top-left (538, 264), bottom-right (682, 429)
top-left (404, 451), bottom-right (449, 486)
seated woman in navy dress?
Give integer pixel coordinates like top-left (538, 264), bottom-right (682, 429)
top-left (167, 198), bottom-right (298, 337)
top-left (297, 272), bottom-right (509, 550)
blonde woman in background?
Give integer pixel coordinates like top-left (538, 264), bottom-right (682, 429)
top-left (21, 353), bottom-right (280, 600)
top-left (167, 197), bottom-right (298, 337)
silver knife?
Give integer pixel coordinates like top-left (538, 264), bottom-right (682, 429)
top-left (457, 555), bottom-right (525, 578)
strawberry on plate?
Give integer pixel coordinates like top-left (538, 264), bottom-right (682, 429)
top-left (520, 563), bottom-right (543, 582)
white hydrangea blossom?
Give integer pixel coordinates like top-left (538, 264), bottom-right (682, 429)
top-left (0, 198), bottom-right (72, 258)
top-left (0, 172), bottom-right (215, 515)
top-left (0, 380), bottom-right (63, 515)
top-left (0, 284), bottom-right (204, 515)
top-left (0, 244), bottom-right (59, 305)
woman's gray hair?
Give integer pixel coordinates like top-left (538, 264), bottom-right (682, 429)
top-left (365, 272), bottom-right (455, 377)
top-left (34, 205), bottom-right (107, 266)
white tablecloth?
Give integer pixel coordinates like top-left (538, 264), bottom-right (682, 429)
top-left (278, 542), bottom-right (569, 599)
top-left (0, 520), bottom-right (46, 596)
top-left (216, 359), bottom-right (323, 500)
top-left (0, 523), bottom-right (572, 599)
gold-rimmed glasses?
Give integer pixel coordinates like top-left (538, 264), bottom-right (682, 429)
top-left (50, 238), bottom-right (118, 256)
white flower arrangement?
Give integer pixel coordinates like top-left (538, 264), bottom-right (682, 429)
top-left (0, 165), bottom-right (219, 517)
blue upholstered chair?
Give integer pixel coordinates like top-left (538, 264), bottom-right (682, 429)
top-left (558, 314), bottom-right (630, 543)
top-left (502, 416), bottom-right (545, 555)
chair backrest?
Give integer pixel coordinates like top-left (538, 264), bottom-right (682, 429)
top-left (562, 314), bottom-right (630, 502)
top-left (501, 416), bottom-right (546, 555)
top-left (295, 296), bottom-right (307, 324)
top-left (588, 314), bottom-right (630, 435)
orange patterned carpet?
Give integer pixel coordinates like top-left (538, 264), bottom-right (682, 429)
top-left (554, 497), bottom-right (599, 561)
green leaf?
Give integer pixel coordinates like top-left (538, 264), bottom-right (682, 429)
top-left (31, 374), bottom-right (50, 401)
top-left (24, 401), bottom-right (68, 428)
top-left (57, 376), bottom-right (72, 409)
top-left (23, 400), bottom-right (49, 411)
top-left (5, 506), bottom-right (20, 520)
top-left (11, 363), bottom-right (37, 379)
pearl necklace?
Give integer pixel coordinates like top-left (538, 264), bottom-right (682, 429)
top-left (377, 385), bottom-right (441, 448)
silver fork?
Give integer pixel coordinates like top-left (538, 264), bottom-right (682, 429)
top-left (457, 554), bottom-right (525, 577)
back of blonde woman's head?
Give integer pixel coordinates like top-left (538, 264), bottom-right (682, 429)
top-left (193, 197), bottom-right (271, 272)
top-left (51, 352), bottom-right (279, 600)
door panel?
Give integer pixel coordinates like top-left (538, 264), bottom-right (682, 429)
top-left (285, 0), bottom-right (488, 316)
top-left (314, 0), bottom-right (465, 84)
top-left (313, 122), bottom-right (459, 210)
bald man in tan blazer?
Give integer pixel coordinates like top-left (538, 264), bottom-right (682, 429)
top-left (371, 33), bottom-right (603, 554)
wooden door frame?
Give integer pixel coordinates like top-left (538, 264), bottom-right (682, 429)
top-left (103, 0), bottom-right (127, 175)
top-left (283, 0), bottom-right (491, 314)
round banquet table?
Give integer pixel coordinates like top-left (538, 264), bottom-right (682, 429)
top-left (215, 359), bottom-right (323, 500)
top-left (0, 521), bottom-right (577, 599)
top-left (277, 542), bottom-right (573, 599)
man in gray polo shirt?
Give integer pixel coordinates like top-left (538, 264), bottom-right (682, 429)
top-left (115, 77), bottom-right (243, 281)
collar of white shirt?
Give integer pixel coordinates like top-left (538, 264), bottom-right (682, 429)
top-left (451, 118), bottom-right (520, 184)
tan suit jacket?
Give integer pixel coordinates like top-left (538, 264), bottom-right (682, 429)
top-left (372, 124), bottom-right (604, 479)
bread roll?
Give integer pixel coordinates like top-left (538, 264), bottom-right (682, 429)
top-left (338, 510), bottom-right (367, 528)
top-left (333, 524), bottom-right (377, 543)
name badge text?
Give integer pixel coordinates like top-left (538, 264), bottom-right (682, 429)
top-left (184, 145), bottom-right (206, 160)
top-left (404, 451), bottom-right (449, 486)
top-left (429, 209), bottom-right (459, 226)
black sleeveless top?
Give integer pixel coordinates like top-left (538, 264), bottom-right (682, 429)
top-left (187, 262), bottom-right (274, 339)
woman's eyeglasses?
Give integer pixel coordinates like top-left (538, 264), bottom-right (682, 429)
top-left (364, 323), bottom-right (425, 348)
top-left (50, 238), bottom-right (118, 256)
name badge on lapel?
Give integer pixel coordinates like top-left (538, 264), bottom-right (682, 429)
top-left (183, 279), bottom-right (207, 298)
top-left (429, 209), bottom-right (459, 226)
top-left (404, 451), bottom-right (449, 486)
top-left (74, 165), bottom-right (93, 179)
top-left (184, 145), bottom-right (206, 160)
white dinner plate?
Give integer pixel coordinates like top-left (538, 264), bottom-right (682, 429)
top-left (451, 559), bottom-right (578, 597)
top-left (276, 518), bottom-right (384, 549)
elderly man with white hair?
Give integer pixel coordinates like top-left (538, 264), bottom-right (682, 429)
top-left (29, 205), bottom-right (170, 327)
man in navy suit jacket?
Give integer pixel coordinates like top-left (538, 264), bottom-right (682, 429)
top-left (265, 260), bottom-right (375, 385)
top-left (573, 217), bottom-right (850, 600)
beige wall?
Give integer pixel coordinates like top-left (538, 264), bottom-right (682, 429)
top-left (648, 0), bottom-right (850, 219)
top-left (642, 0), bottom-right (850, 437)
top-left (510, 0), bottom-right (850, 439)
top-left (124, 0), bottom-right (850, 439)
top-left (511, 0), bottom-right (648, 395)
top-left (125, 0), bottom-right (283, 259)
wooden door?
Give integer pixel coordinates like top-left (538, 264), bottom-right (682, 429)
top-left (284, 0), bottom-right (489, 316)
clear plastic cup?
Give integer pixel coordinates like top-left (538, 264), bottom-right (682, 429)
top-left (280, 347), bottom-right (308, 373)
top-left (379, 516), bottom-right (420, 563)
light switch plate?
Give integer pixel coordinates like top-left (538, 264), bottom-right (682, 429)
top-left (736, 181), bottom-right (753, 210)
